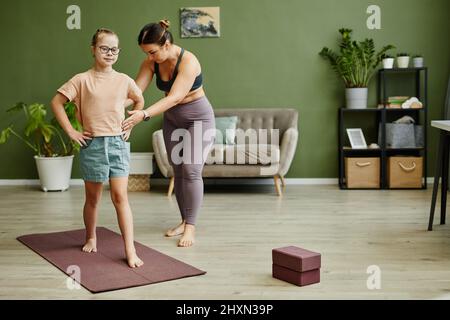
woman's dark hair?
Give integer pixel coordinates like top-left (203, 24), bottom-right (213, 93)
top-left (91, 28), bottom-right (118, 46)
top-left (138, 19), bottom-right (173, 46)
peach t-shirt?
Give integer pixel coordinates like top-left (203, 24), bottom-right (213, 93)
top-left (57, 69), bottom-right (142, 137)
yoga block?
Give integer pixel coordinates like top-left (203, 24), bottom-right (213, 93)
top-left (272, 246), bottom-right (321, 286)
top-left (272, 264), bottom-right (320, 287)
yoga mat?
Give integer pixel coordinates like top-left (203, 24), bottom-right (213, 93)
top-left (17, 227), bottom-right (206, 293)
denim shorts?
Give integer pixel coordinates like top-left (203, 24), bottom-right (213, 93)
top-left (79, 135), bottom-right (130, 182)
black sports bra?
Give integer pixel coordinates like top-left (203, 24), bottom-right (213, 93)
top-left (154, 48), bottom-right (203, 92)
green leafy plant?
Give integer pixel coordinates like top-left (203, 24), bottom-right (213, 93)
top-left (0, 101), bottom-right (81, 157)
top-left (413, 54), bottom-right (423, 58)
top-left (319, 28), bottom-right (395, 88)
top-left (397, 52), bottom-right (409, 57)
top-left (382, 54), bottom-right (394, 59)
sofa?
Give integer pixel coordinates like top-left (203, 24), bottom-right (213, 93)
top-left (152, 108), bottom-right (299, 196)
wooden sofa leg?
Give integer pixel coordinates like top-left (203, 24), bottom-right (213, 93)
top-left (168, 177), bottom-right (174, 197)
top-left (274, 175), bottom-right (282, 196)
top-left (280, 175), bottom-right (286, 188)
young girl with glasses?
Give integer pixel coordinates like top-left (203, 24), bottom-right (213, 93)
top-left (51, 28), bottom-right (145, 268)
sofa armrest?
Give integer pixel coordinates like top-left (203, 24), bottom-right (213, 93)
top-left (278, 127), bottom-right (299, 177)
top-left (152, 129), bottom-right (174, 178)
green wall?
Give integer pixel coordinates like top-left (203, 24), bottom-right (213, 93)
top-left (0, 0), bottom-right (449, 179)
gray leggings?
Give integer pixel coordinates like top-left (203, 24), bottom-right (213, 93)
top-left (163, 96), bottom-right (215, 225)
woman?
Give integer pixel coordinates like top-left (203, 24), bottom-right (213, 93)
top-left (122, 20), bottom-right (215, 247)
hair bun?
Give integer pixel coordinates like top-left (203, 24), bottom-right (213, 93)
top-left (159, 19), bottom-right (170, 29)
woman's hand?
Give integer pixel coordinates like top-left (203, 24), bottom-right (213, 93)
top-left (122, 110), bottom-right (145, 132)
top-left (68, 129), bottom-right (92, 147)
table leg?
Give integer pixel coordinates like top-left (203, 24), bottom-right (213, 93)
top-left (428, 131), bottom-right (445, 230)
top-left (440, 135), bottom-right (449, 225)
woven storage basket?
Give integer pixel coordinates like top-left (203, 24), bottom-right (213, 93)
top-left (387, 156), bottom-right (423, 188)
top-left (345, 157), bottom-right (380, 188)
top-left (128, 174), bottom-right (150, 192)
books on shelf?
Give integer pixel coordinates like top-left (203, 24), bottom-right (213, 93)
top-left (377, 96), bottom-right (423, 109)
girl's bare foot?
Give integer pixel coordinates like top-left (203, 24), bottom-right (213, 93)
top-left (178, 224), bottom-right (195, 247)
top-left (165, 221), bottom-right (186, 237)
top-left (82, 238), bottom-right (97, 253)
top-left (126, 249), bottom-right (144, 268)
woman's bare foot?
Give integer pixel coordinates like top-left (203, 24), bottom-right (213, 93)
top-left (82, 238), bottom-right (97, 253)
top-left (126, 249), bottom-right (144, 268)
top-left (165, 221), bottom-right (186, 237)
top-left (178, 224), bottom-right (195, 247)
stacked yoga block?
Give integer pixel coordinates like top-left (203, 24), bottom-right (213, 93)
top-left (272, 246), bottom-right (321, 286)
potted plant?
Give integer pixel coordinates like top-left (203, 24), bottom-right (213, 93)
top-left (396, 53), bottom-right (410, 68)
top-left (382, 54), bottom-right (395, 69)
top-left (0, 102), bottom-right (81, 191)
top-left (413, 54), bottom-right (424, 68)
top-left (319, 28), bottom-right (394, 109)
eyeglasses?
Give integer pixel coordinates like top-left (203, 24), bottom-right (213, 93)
top-left (97, 46), bottom-right (120, 55)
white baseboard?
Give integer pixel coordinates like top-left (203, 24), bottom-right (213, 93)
top-left (149, 178), bottom-right (339, 186)
top-left (0, 177), bottom-right (436, 186)
top-left (0, 179), bottom-right (85, 186)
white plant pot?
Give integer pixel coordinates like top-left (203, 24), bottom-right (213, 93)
top-left (413, 57), bottom-right (424, 68)
top-left (396, 56), bottom-right (410, 68)
top-left (34, 155), bottom-right (74, 192)
top-left (382, 58), bottom-right (394, 69)
top-left (345, 88), bottom-right (368, 109)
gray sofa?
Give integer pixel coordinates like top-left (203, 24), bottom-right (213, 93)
top-left (152, 108), bottom-right (299, 196)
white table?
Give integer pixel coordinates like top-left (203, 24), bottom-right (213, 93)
top-left (431, 120), bottom-right (450, 131)
top-left (428, 121), bottom-right (450, 230)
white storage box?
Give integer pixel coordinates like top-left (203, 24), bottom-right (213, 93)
top-left (128, 153), bottom-right (154, 192)
top-left (130, 152), bottom-right (154, 175)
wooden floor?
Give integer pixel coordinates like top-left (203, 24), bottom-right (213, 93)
top-left (1, 183), bottom-right (450, 300)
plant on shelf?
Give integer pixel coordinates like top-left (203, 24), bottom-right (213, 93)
top-left (319, 28), bottom-right (394, 109)
top-left (382, 54), bottom-right (395, 69)
top-left (0, 101), bottom-right (82, 191)
top-left (412, 54), bottom-right (424, 68)
top-left (396, 52), bottom-right (410, 68)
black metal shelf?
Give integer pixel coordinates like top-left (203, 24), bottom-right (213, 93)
top-left (341, 108), bottom-right (380, 112)
top-left (386, 147), bottom-right (425, 151)
top-left (379, 67), bottom-right (427, 73)
top-left (383, 107), bottom-right (426, 112)
top-left (341, 107), bottom-right (426, 112)
top-left (338, 67), bottom-right (428, 190)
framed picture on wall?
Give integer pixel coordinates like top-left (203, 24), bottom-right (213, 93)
top-left (180, 7), bottom-right (220, 38)
top-left (346, 128), bottom-right (367, 149)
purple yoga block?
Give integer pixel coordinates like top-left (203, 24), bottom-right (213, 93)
top-left (272, 246), bottom-right (321, 286)
top-left (272, 264), bottom-right (320, 286)
top-left (272, 246), bottom-right (321, 272)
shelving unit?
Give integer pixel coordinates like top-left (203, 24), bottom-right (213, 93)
top-left (338, 67), bottom-right (428, 189)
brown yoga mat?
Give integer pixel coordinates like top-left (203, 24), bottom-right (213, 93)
top-left (17, 227), bottom-right (206, 293)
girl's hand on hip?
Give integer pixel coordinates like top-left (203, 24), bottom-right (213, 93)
top-left (122, 110), bottom-right (144, 132)
top-left (68, 129), bottom-right (92, 147)
top-left (122, 129), bottom-right (132, 141)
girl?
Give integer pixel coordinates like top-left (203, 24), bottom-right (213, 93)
top-left (51, 28), bottom-right (145, 268)
top-left (121, 20), bottom-right (216, 247)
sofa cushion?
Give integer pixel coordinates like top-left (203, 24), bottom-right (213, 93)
top-left (203, 164), bottom-right (279, 177)
top-left (206, 144), bottom-right (280, 165)
top-left (215, 116), bottom-right (238, 144)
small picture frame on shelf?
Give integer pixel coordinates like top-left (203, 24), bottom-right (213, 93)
top-left (346, 128), bottom-right (367, 149)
